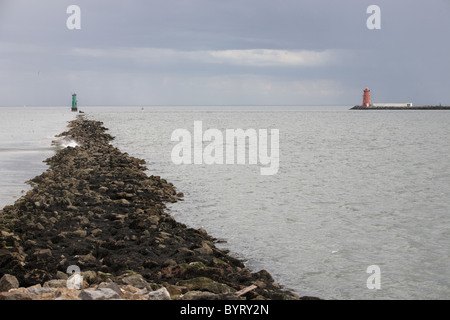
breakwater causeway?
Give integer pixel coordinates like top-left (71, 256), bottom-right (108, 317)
top-left (0, 116), bottom-right (309, 300)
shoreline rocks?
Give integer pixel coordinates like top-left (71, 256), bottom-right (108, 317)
top-left (0, 115), bottom-right (312, 300)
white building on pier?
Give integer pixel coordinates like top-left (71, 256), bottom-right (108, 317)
top-left (370, 102), bottom-right (413, 107)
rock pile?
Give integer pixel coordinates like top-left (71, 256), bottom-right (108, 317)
top-left (0, 116), bottom-right (305, 300)
top-left (0, 272), bottom-right (173, 300)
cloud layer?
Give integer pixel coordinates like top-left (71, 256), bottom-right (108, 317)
top-left (0, 0), bottom-right (449, 106)
top-left (71, 47), bottom-right (347, 68)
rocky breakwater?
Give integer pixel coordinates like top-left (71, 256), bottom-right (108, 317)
top-left (0, 116), bottom-right (307, 300)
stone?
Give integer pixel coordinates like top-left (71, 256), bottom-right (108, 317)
top-left (252, 280), bottom-right (267, 289)
top-left (72, 230), bottom-right (87, 238)
top-left (162, 258), bottom-right (177, 267)
top-left (144, 287), bottom-right (171, 300)
top-left (148, 215), bottom-right (160, 224)
top-left (34, 248), bottom-right (52, 258)
top-left (81, 270), bottom-right (98, 284)
top-left (118, 199), bottom-right (130, 206)
top-left (79, 288), bottom-right (121, 300)
top-left (177, 247), bottom-right (195, 256)
top-left (1, 231), bottom-right (14, 237)
top-left (254, 269), bottom-right (274, 283)
top-left (96, 271), bottom-right (114, 283)
top-left (56, 271), bottom-right (68, 280)
top-left (177, 277), bottom-right (234, 294)
top-left (121, 274), bottom-right (150, 290)
top-left (193, 242), bottom-right (214, 255)
top-left (43, 279), bottom-right (68, 288)
top-left (0, 274), bottom-right (19, 292)
top-left (27, 286), bottom-right (53, 295)
top-left (0, 288), bottom-right (34, 300)
top-left (54, 288), bottom-right (81, 300)
top-left (97, 281), bottom-right (122, 296)
top-left (180, 291), bottom-right (219, 300)
top-left (165, 284), bottom-right (187, 297)
top-left (24, 269), bottom-right (51, 286)
top-left (91, 228), bottom-right (102, 237)
top-left (119, 285), bottom-right (145, 300)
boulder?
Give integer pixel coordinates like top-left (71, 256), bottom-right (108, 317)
top-left (120, 274), bottom-right (150, 290)
top-left (43, 279), bottom-right (68, 288)
top-left (71, 230), bottom-right (87, 238)
top-left (54, 288), bottom-right (81, 300)
top-left (97, 281), bottom-right (122, 296)
top-left (0, 288), bottom-right (34, 300)
top-left (0, 274), bottom-right (19, 292)
top-left (177, 277), bottom-right (234, 295)
top-left (144, 287), bottom-right (171, 300)
top-left (180, 291), bottom-right (219, 300)
top-left (79, 288), bottom-right (121, 300)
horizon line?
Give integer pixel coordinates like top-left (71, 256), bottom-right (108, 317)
top-left (0, 104), bottom-right (354, 108)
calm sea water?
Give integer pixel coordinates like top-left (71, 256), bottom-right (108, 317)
top-left (1, 106), bottom-right (449, 300)
top-left (0, 107), bottom-right (75, 205)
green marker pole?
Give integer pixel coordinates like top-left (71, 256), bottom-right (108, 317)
top-left (72, 94), bottom-right (78, 112)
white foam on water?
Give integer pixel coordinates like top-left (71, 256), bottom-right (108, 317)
top-left (52, 137), bottom-right (79, 148)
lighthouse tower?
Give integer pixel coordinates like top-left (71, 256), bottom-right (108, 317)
top-left (362, 87), bottom-right (371, 107)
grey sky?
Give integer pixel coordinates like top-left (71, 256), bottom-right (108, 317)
top-left (0, 0), bottom-right (449, 106)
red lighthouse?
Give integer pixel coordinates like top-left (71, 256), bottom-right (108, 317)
top-left (362, 87), bottom-right (371, 107)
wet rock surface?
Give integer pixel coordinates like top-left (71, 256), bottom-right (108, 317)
top-left (0, 116), bottom-right (308, 300)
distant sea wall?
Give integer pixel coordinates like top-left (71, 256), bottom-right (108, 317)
top-left (0, 115), bottom-right (311, 300)
top-left (351, 106), bottom-right (450, 110)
